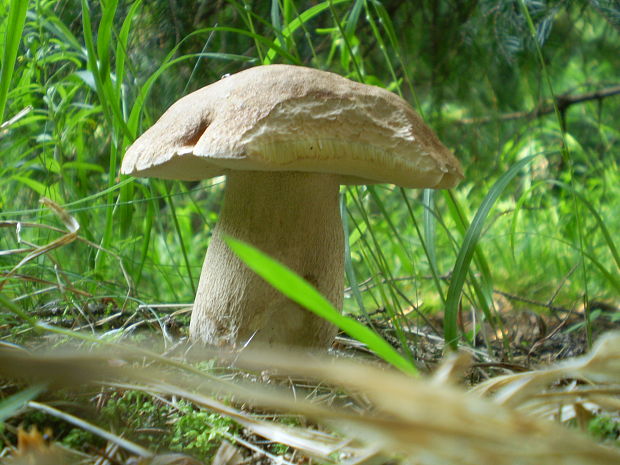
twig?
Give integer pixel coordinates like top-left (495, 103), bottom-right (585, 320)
top-left (493, 289), bottom-right (572, 314)
top-left (28, 401), bottom-right (153, 458)
top-left (457, 84), bottom-right (620, 125)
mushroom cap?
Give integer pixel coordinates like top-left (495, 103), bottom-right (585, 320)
top-left (121, 65), bottom-right (463, 188)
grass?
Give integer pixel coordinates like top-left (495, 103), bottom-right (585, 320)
top-left (226, 236), bottom-right (419, 375)
top-left (1, 0), bottom-right (619, 463)
top-left (2, 1), bottom-right (618, 327)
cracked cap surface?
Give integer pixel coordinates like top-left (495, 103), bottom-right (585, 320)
top-left (121, 64), bottom-right (463, 189)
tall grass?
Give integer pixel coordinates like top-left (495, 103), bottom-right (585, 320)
top-left (0, 0), bottom-right (28, 122)
top-left (1, 0), bottom-right (619, 359)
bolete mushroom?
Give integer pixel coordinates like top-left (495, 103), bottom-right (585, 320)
top-left (121, 64), bottom-right (463, 349)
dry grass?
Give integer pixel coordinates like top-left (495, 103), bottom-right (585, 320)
top-left (1, 331), bottom-right (619, 465)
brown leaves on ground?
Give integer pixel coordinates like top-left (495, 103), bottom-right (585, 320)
top-left (3, 426), bottom-right (74, 465)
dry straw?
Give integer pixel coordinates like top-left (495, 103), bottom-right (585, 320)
top-left (1, 332), bottom-right (619, 464)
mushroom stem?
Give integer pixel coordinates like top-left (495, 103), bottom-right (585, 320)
top-left (190, 171), bottom-right (344, 348)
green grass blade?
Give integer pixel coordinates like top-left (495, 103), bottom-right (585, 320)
top-left (134, 188), bottom-right (155, 287)
top-left (328, 0), bottom-right (362, 79)
top-left (115, 0), bottom-right (142, 97)
top-left (271, 0), bottom-right (285, 48)
top-left (0, 385), bottom-right (47, 422)
top-left (512, 179), bottom-right (620, 274)
top-left (30, 8), bottom-right (83, 53)
top-left (366, 0), bottom-right (417, 102)
top-left (236, 0), bottom-right (265, 62)
top-left (115, 1), bottom-right (143, 269)
top-left (225, 236), bottom-right (419, 376)
top-left (165, 183), bottom-right (196, 294)
top-left (0, 293), bottom-right (39, 328)
top-left (80, 0), bottom-right (121, 273)
top-left (96, 0), bottom-right (118, 81)
top-left (126, 51), bottom-right (254, 137)
top-left (264, 0), bottom-right (349, 64)
top-left (402, 189), bottom-right (446, 304)
top-left (362, 0), bottom-right (399, 87)
top-left (367, 187), bottom-right (412, 262)
top-left (341, 193), bottom-right (367, 317)
top-left (0, 0), bottom-right (28, 123)
top-left (80, 0), bottom-right (131, 139)
top-left (423, 189), bottom-right (437, 273)
top-left (344, 0), bottom-right (364, 38)
top-left (444, 155), bottom-right (538, 350)
top-left (518, 0), bottom-right (592, 346)
top-left (554, 181), bottom-right (620, 272)
top-left (126, 26), bottom-right (289, 135)
top-left (444, 190), bottom-right (497, 342)
top-left (280, 0), bottom-right (320, 64)
top-left (348, 187), bottom-right (416, 361)
top-left (583, 250), bottom-right (620, 294)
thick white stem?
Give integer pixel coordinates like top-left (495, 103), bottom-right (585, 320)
top-left (190, 171), bottom-right (344, 348)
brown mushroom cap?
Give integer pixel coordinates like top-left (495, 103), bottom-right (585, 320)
top-left (121, 64), bottom-right (463, 189)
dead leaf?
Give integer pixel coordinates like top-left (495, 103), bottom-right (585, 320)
top-left (212, 441), bottom-right (244, 465)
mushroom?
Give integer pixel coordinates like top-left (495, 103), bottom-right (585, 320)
top-left (121, 64), bottom-right (463, 349)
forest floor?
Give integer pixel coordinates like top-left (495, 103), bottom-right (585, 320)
top-left (2, 296), bottom-right (620, 465)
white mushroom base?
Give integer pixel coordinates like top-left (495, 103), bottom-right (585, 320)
top-left (190, 171), bottom-right (344, 349)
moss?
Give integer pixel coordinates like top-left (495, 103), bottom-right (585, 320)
top-left (169, 401), bottom-right (239, 459)
top-left (588, 414), bottom-right (620, 444)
